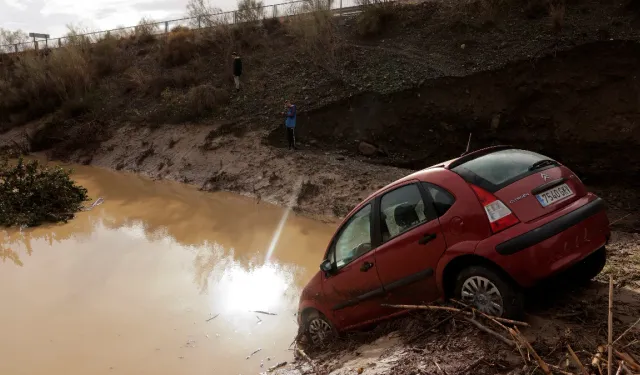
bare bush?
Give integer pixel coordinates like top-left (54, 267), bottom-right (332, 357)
top-left (187, 0), bottom-right (224, 28)
top-left (160, 28), bottom-right (197, 67)
top-left (134, 17), bottom-right (159, 43)
top-left (186, 84), bottom-right (218, 115)
top-left (237, 0), bottom-right (265, 23)
top-left (355, 0), bottom-right (394, 37)
top-left (92, 33), bottom-right (129, 76)
top-left (64, 23), bottom-right (94, 49)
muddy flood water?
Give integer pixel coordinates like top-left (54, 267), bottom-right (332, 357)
top-left (0, 164), bottom-right (337, 375)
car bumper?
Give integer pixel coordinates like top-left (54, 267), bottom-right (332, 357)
top-left (479, 194), bottom-right (610, 287)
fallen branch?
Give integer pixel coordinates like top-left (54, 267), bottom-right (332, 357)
top-left (464, 318), bottom-right (515, 347)
top-left (615, 361), bottom-right (624, 375)
top-left (613, 317), bottom-right (640, 346)
top-left (433, 359), bottom-right (448, 375)
top-left (609, 275), bottom-right (614, 375)
top-left (381, 304), bottom-right (529, 327)
top-left (253, 310), bottom-right (277, 316)
top-left (511, 326), bottom-right (552, 375)
top-left (246, 348), bottom-right (262, 359)
top-left (459, 356), bottom-right (485, 375)
top-left (267, 361), bottom-right (288, 372)
top-left (206, 313), bottom-right (219, 322)
top-left (451, 299), bottom-right (511, 331)
top-left (547, 363), bottom-right (578, 375)
top-left (297, 348), bottom-right (320, 374)
top-left (567, 344), bottom-right (588, 375)
top-left (614, 350), bottom-right (640, 372)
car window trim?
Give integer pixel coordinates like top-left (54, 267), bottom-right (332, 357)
top-left (374, 181), bottom-right (438, 246)
top-left (325, 202), bottom-right (375, 272)
top-left (421, 181), bottom-right (457, 217)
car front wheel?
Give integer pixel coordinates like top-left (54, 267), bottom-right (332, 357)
top-left (454, 265), bottom-right (524, 319)
top-left (302, 310), bottom-right (336, 347)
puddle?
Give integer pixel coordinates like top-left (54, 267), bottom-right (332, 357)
top-left (0, 164), bottom-right (336, 375)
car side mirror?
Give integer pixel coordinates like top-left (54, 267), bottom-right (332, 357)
top-left (320, 259), bottom-right (334, 274)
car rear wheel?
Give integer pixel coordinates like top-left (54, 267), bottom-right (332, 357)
top-left (454, 265), bottom-right (524, 319)
top-left (572, 246), bottom-right (607, 283)
top-left (303, 310), bottom-right (336, 347)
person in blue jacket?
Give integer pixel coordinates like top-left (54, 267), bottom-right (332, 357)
top-left (282, 100), bottom-right (297, 150)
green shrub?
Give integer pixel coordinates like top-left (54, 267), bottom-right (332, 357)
top-left (0, 158), bottom-right (89, 227)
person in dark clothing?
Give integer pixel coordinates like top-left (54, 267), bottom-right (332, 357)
top-left (232, 52), bottom-right (242, 90)
top-left (282, 100), bottom-right (297, 150)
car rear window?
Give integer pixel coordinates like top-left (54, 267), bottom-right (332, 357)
top-left (451, 149), bottom-right (554, 192)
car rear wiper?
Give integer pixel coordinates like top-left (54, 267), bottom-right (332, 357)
top-left (528, 159), bottom-right (559, 171)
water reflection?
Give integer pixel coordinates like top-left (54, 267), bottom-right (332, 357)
top-left (0, 164), bottom-right (336, 375)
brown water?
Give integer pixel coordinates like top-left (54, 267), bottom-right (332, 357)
top-left (0, 164), bottom-right (336, 375)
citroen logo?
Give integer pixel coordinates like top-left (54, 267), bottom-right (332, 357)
top-left (541, 173), bottom-right (550, 181)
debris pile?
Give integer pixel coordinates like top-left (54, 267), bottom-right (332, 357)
top-left (287, 275), bottom-right (639, 375)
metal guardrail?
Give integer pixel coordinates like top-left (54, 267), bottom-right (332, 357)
top-left (0, 0), bottom-right (364, 54)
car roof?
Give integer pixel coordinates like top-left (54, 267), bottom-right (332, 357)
top-left (342, 145), bottom-right (513, 220)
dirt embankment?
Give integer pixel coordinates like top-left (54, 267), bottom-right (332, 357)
top-left (1, 1), bottom-right (640, 229)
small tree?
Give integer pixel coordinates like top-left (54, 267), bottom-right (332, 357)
top-left (237, 0), bottom-right (265, 23)
top-left (0, 28), bottom-right (28, 46)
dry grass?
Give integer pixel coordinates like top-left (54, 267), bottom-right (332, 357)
top-left (0, 46), bottom-right (92, 125)
top-left (185, 84), bottom-right (218, 115)
top-left (153, 84), bottom-right (229, 123)
top-left (91, 34), bottom-right (130, 76)
top-left (160, 28), bottom-right (198, 67)
top-left (286, 0), bottom-right (341, 71)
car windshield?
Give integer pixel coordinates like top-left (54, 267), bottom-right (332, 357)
top-left (452, 149), bottom-right (554, 192)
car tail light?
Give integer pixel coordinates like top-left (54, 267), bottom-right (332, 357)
top-left (469, 184), bottom-right (520, 233)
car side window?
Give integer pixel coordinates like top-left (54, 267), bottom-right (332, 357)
top-left (422, 182), bottom-right (456, 217)
top-left (380, 184), bottom-right (434, 242)
top-left (332, 204), bottom-right (372, 269)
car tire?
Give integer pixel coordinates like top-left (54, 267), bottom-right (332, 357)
top-left (454, 265), bottom-right (524, 319)
top-left (302, 310), bottom-right (337, 347)
top-left (572, 246), bottom-right (607, 283)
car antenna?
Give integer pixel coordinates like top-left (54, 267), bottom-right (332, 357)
top-left (461, 133), bottom-right (472, 156)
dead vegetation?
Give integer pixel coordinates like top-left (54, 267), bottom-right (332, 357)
top-left (355, 0), bottom-right (395, 37)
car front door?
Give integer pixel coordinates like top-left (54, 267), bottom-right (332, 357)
top-left (321, 203), bottom-right (386, 329)
top-left (373, 182), bottom-right (448, 305)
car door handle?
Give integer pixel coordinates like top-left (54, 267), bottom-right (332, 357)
top-left (418, 233), bottom-right (437, 245)
top-left (360, 262), bottom-right (374, 272)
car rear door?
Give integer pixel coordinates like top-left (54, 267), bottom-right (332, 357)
top-left (372, 182), bottom-right (447, 305)
top-left (320, 203), bottom-right (386, 329)
top-left (451, 148), bottom-right (588, 223)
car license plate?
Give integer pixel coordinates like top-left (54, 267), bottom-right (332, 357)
top-left (536, 183), bottom-right (574, 207)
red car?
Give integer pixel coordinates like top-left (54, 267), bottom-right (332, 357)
top-left (298, 146), bottom-right (610, 345)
